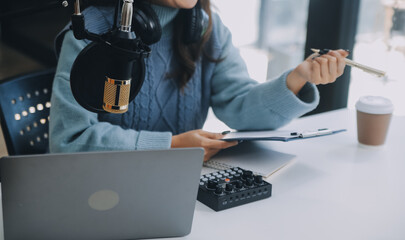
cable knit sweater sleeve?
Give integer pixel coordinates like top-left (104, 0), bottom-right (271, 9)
top-left (210, 14), bottom-right (320, 131)
top-left (49, 31), bottom-right (172, 153)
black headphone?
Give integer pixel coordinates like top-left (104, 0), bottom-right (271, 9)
top-left (69, 0), bottom-right (209, 114)
top-left (132, 0), bottom-right (209, 45)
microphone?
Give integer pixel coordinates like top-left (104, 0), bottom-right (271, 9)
top-left (70, 0), bottom-right (150, 114)
top-left (103, 0), bottom-right (136, 114)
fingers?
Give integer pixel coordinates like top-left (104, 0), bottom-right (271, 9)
top-left (311, 49), bottom-right (347, 85)
top-left (335, 49), bottom-right (350, 58)
top-left (314, 57), bottom-right (330, 84)
top-left (311, 60), bottom-right (322, 84)
top-left (315, 55), bottom-right (337, 83)
top-left (199, 130), bottom-right (224, 140)
top-left (203, 148), bottom-right (221, 162)
top-left (323, 55), bottom-right (337, 77)
top-left (191, 130), bottom-right (238, 149)
top-left (328, 50), bottom-right (347, 77)
top-left (201, 137), bottom-right (238, 149)
top-left (195, 130), bottom-right (238, 161)
top-left (306, 53), bottom-right (320, 61)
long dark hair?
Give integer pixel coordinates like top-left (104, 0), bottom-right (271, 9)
top-left (81, 0), bottom-right (213, 89)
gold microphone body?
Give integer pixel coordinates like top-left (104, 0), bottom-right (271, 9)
top-left (103, 77), bottom-right (131, 113)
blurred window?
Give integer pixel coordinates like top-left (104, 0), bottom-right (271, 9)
top-left (349, 0), bottom-right (405, 116)
top-left (210, 0), bottom-right (310, 82)
top-left (257, 0), bottom-right (310, 80)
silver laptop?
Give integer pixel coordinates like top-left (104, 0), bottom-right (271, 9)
top-left (1, 148), bottom-right (204, 240)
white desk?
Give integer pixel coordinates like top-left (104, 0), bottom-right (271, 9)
top-left (176, 109), bottom-right (405, 240)
top-left (1, 109), bottom-right (404, 240)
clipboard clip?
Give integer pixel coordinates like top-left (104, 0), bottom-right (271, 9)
top-left (298, 128), bottom-right (333, 138)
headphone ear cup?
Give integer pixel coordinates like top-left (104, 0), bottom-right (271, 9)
top-left (183, 5), bottom-right (202, 45)
top-left (132, 2), bottom-right (162, 45)
top-left (183, 1), bottom-right (209, 45)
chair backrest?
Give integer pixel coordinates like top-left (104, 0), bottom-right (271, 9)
top-left (0, 69), bottom-right (55, 155)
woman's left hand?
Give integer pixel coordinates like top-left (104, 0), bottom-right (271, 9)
top-left (286, 49), bottom-right (349, 95)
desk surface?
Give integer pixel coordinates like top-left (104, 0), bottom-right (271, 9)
top-left (178, 109), bottom-right (405, 240)
top-left (1, 109), bottom-right (404, 240)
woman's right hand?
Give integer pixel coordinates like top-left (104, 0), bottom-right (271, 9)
top-left (171, 129), bottom-right (238, 162)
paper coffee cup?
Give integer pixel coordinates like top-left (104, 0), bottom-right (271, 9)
top-left (355, 96), bottom-right (394, 146)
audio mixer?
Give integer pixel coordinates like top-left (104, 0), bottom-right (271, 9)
top-left (197, 167), bottom-right (272, 211)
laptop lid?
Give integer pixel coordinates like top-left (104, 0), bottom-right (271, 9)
top-left (1, 148), bottom-right (204, 240)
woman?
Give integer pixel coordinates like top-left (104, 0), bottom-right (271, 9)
top-left (49, 0), bottom-right (348, 161)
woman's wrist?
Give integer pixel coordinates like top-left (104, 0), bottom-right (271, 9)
top-left (286, 69), bottom-right (308, 95)
top-left (171, 135), bottom-right (177, 148)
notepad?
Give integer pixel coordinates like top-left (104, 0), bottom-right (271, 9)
top-left (221, 128), bottom-right (346, 142)
top-left (203, 141), bottom-right (296, 178)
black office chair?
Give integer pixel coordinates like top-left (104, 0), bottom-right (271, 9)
top-left (0, 69), bottom-right (55, 155)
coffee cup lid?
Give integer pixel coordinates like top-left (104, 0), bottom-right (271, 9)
top-left (355, 96), bottom-right (394, 114)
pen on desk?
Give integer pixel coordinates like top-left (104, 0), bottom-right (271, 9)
top-left (299, 128), bottom-right (333, 138)
top-left (310, 48), bottom-right (386, 78)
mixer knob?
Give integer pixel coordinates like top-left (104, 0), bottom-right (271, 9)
top-left (245, 177), bottom-right (254, 187)
top-left (225, 183), bottom-right (234, 192)
top-left (242, 170), bottom-right (253, 180)
top-left (206, 180), bottom-right (218, 190)
top-left (234, 180), bottom-right (243, 189)
top-left (214, 186), bottom-right (223, 195)
top-left (254, 175), bottom-right (263, 184)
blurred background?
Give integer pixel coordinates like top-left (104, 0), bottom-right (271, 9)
top-left (212, 0), bottom-right (404, 116)
top-left (1, 0), bottom-right (404, 154)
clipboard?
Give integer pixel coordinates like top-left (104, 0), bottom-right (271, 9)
top-left (221, 128), bottom-right (346, 142)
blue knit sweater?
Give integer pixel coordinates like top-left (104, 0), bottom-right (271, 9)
top-left (49, 5), bottom-right (319, 153)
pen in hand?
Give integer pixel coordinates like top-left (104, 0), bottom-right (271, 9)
top-left (311, 48), bottom-right (386, 78)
